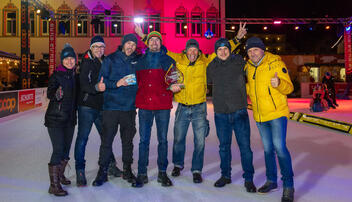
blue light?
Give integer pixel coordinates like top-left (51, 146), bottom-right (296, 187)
top-left (309, 27), bottom-right (313, 31)
top-left (346, 26), bottom-right (351, 31)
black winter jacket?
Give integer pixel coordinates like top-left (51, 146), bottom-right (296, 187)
top-left (77, 50), bottom-right (104, 110)
top-left (44, 65), bottom-right (77, 128)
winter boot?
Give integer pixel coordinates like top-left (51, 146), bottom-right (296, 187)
top-left (123, 164), bottom-right (136, 183)
top-left (281, 187), bottom-right (295, 202)
top-left (48, 164), bottom-right (68, 196)
top-left (92, 167), bottom-right (108, 186)
top-left (59, 159), bottom-right (71, 185)
top-left (76, 169), bottom-right (87, 187)
top-left (108, 160), bottom-right (122, 177)
top-left (157, 171), bottom-right (173, 187)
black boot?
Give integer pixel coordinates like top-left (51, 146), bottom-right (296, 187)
top-left (123, 164), bottom-right (136, 183)
top-left (48, 164), bottom-right (68, 196)
top-left (76, 169), bottom-right (87, 187)
top-left (281, 187), bottom-right (294, 202)
top-left (92, 167), bottom-right (108, 186)
top-left (258, 181), bottom-right (278, 194)
top-left (214, 176), bottom-right (231, 187)
top-left (157, 171), bottom-right (173, 187)
top-left (193, 173), bottom-right (203, 183)
top-left (131, 174), bottom-right (148, 188)
top-left (244, 181), bottom-right (257, 193)
top-left (171, 166), bottom-right (183, 177)
top-left (108, 160), bottom-right (122, 178)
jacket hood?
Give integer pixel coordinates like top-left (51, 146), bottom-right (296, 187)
top-left (247, 51), bottom-right (282, 67)
top-left (55, 64), bottom-right (75, 72)
top-left (83, 49), bottom-right (105, 61)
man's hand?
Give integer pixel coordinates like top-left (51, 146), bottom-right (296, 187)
top-left (116, 77), bottom-right (128, 87)
top-left (169, 83), bottom-right (183, 93)
top-left (271, 72), bottom-right (280, 88)
top-left (134, 23), bottom-right (145, 39)
top-left (97, 77), bottom-right (106, 92)
top-left (236, 22), bottom-right (247, 40)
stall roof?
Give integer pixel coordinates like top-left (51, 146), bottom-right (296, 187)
top-left (0, 50), bottom-right (20, 60)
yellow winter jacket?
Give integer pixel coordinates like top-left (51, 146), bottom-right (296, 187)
top-left (167, 40), bottom-right (240, 105)
top-left (245, 52), bottom-right (293, 122)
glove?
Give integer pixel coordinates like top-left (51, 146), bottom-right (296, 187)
top-left (55, 86), bottom-right (63, 101)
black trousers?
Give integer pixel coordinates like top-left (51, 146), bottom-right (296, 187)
top-left (48, 126), bottom-right (75, 165)
top-left (98, 110), bottom-right (136, 168)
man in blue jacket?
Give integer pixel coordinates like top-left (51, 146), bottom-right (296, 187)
top-left (92, 34), bottom-right (139, 186)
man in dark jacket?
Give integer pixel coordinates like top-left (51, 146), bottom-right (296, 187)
top-left (74, 36), bottom-right (121, 187)
top-left (92, 34), bottom-right (139, 187)
top-left (132, 31), bottom-right (178, 188)
top-left (207, 38), bottom-right (256, 192)
top-left (322, 71), bottom-right (338, 108)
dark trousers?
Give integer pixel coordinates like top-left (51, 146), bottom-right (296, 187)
top-left (48, 126), bottom-right (75, 165)
top-left (98, 110), bottom-right (136, 168)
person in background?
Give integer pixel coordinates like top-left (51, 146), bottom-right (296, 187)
top-left (322, 71), bottom-right (338, 108)
top-left (207, 38), bottom-right (256, 192)
top-left (74, 36), bottom-right (122, 187)
top-left (44, 43), bottom-right (77, 196)
top-left (244, 37), bottom-right (295, 202)
top-left (92, 34), bottom-right (140, 187)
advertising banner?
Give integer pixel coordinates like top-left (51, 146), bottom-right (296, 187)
top-left (35, 88), bottom-right (46, 107)
top-left (19, 89), bottom-right (35, 112)
top-left (0, 92), bottom-right (18, 118)
top-left (344, 26), bottom-right (352, 81)
top-left (49, 20), bottom-right (56, 77)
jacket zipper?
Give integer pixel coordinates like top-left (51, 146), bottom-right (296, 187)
top-left (268, 87), bottom-right (277, 109)
top-left (253, 66), bottom-right (261, 122)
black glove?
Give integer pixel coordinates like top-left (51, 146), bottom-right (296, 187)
top-left (55, 86), bottom-right (63, 101)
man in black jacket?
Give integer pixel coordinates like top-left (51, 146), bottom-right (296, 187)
top-left (207, 38), bottom-right (256, 192)
top-left (74, 36), bottom-right (121, 187)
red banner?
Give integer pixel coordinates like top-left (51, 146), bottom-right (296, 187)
top-left (344, 25), bottom-right (352, 80)
top-left (18, 89), bottom-right (35, 112)
top-left (49, 20), bottom-right (56, 77)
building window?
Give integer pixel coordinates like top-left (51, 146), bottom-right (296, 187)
top-left (41, 19), bottom-right (49, 35)
top-left (92, 2), bottom-right (106, 36)
top-left (30, 10), bottom-right (36, 36)
top-left (57, 2), bottom-right (72, 37)
top-left (109, 2), bottom-right (123, 36)
top-left (140, 14), bottom-right (160, 34)
top-left (6, 12), bottom-right (17, 36)
top-left (75, 2), bottom-right (89, 36)
top-left (206, 5), bottom-right (219, 37)
top-left (175, 4), bottom-right (187, 37)
top-left (191, 6), bottom-right (203, 37)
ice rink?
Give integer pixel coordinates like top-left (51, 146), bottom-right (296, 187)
top-left (0, 99), bottom-right (351, 202)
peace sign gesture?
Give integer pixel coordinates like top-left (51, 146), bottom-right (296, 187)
top-left (236, 22), bottom-right (247, 40)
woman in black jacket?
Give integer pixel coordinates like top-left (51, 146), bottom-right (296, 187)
top-left (44, 44), bottom-right (77, 196)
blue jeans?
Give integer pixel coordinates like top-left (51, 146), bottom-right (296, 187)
top-left (214, 108), bottom-right (254, 181)
top-left (137, 109), bottom-right (170, 175)
top-left (256, 116), bottom-right (294, 188)
top-left (74, 106), bottom-right (115, 170)
top-left (172, 102), bottom-right (209, 173)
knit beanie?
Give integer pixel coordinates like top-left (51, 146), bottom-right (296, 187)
top-left (90, 35), bottom-right (105, 48)
top-left (245, 37), bottom-right (265, 52)
top-left (214, 38), bottom-right (231, 53)
top-left (60, 43), bottom-right (76, 62)
top-left (185, 39), bottom-right (199, 51)
top-left (146, 31), bottom-right (162, 44)
top-left (121, 33), bottom-right (138, 47)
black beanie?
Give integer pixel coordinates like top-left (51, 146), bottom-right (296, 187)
top-left (185, 39), bottom-right (199, 51)
top-left (60, 43), bottom-right (76, 62)
top-left (121, 34), bottom-right (138, 47)
top-left (90, 35), bottom-right (105, 47)
top-left (215, 38), bottom-right (231, 53)
top-left (245, 37), bottom-right (265, 52)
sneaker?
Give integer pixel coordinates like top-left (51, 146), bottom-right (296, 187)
top-left (258, 181), bottom-right (278, 194)
top-left (193, 173), bottom-right (202, 183)
top-left (214, 176), bottom-right (231, 187)
top-left (157, 171), bottom-right (173, 187)
top-left (108, 162), bottom-right (122, 177)
top-left (281, 187), bottom-right (294, 202)
top-left (131, 174), bottom-right (148, 188)
top-left (171, 167), bottom-right (183, 177)
top-left (244, 181), bottom-right (257, 193)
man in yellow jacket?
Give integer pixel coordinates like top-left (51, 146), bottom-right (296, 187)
top-left (134, 23), bottom-right (247, 183)
top-left (244, 37), bottom-right (294, 202)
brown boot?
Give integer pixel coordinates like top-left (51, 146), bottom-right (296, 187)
top-left (60, 159), bottom-right (71, 185)
top-left (48, 164), bottom-right (68, 196)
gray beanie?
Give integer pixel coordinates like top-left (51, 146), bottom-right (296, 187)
top-left (121, 34), bottom-right (138, 47)
top-left (185, 39), bottom-right (199, 51)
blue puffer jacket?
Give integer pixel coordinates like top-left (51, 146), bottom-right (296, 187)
top-left (99, 47), bottom-right (139, 111)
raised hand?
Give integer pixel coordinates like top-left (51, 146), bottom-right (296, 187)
top-left (271, 72), bottom-right (280, 88)
top-left (116, 77), bottom-right (128, 87)
top-left (134, 23), bottom-right (145, 38)
top-left (236, 22), bottom-right (247, 40)
top-left (97, 77), bottom-right (106, 92)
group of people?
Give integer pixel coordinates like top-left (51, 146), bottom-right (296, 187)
top-left (44, 22), bottom-right (295, 202)
top-left (310, 72), bottom-right (339, 112)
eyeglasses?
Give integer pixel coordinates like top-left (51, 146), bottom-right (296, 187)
top-left (92, 45), bottom-right (105, 49)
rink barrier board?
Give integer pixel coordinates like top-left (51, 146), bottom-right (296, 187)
top-left (247, 104), bottom-right (352, 135)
